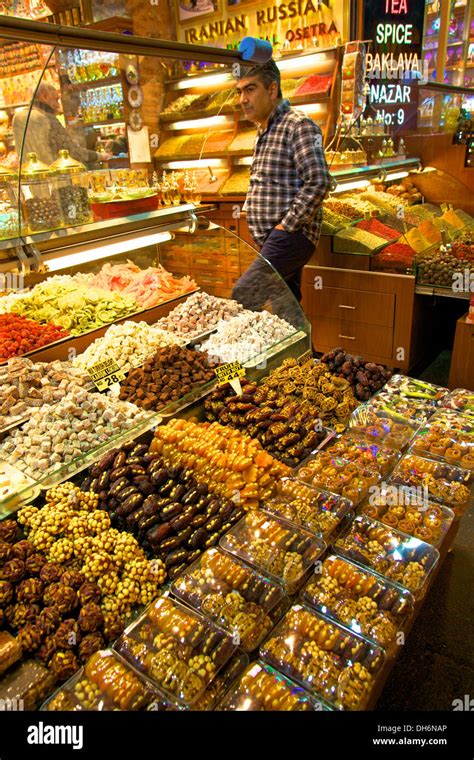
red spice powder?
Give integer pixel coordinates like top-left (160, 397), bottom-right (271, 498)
top-left (356, 218), bottom-right (400, 240)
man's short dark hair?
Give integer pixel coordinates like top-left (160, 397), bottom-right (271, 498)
top-left (238, 59), bottom-right (282, 98)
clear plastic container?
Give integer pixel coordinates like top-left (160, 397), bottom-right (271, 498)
top-left (0, 462), bottom-right (40, 518)
top-left (389, 453), bottom-right (474, 516)
top-left (20, 151), bottom-right (64, 233)
top-left (41, 649), bottom-right (159, 711)
top-left (359, 482), bottom-right (454, 547)
top-left (322, 435), bottom-right (401, 477)
top-left (219, 510), bottom-right (325, 595)
top-left (442, 389), bottom-right (474, 417)
top-left (217, 660), bottom-right (328, 711)
top-left (259, 604), bottom-right (385, 710)
top-left (262, 477), bottom-right (353, 540)
top-left (300, 554), bottom-right (414, 656)
top-left (367, 392), bottom-right (439, 425)
top-left (382, 375), bottom-right (449, 405)
top-left (347, 403), bottom-right (419, 450)
top-left (50, 149), bottom-right (92, 226)
top-left (410, 417), bottom-right (474, 471)
top-left (296, 454), bottom-right (381, 506)
top-left (113, 595), bottom-right (237, 706)
top-left (333, 515), bottom-right (440, 598)
top-left (171, 548), bottom-right (289, 652)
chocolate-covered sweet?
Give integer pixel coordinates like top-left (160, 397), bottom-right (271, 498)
top-left (60, 570), bottom-right (85, 589)
top-left (37, 606), bottom-right (61, 635)
top-left (1, 558), bottom-right (26, 582)
top-left (11, 540), bottom-right (33, 561)
top-left (103, 612), bottom-right (125, 641)
top-left (5, 602), bottom-right (40, 629)
top-left (78, 603), bottom-right (104, 633)
top-left (0, 580), bottom-right (13, 606)
top-left (79, 632), bottom-right (105, 661)
top-left (36, 635), bottom-right (57, 664)
top-left (17, 623), bottom-right (43, 653)
top-left (49, 649), bottom-right (79, 681)
top-left (54, 619), bottom-right (81, 650)
top-left (40, 562), bottom-right (64, 584)
top-left (16, 578), bottom-right (44, 603)
top-left (0, 520), bottom-right (18, 543)
top-left (43, 583), bottom-right (78, 613)
top-left (77, 582), bottom-right (101, 606)
top-left (25, 553), bottom-right (47, 576)
top-left (0, 541), bottom-right (13, 564)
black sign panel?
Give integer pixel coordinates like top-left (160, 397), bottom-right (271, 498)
top-left (363, 0), bottom-right (426, 134)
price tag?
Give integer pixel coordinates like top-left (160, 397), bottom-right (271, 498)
top-left (87, 359), bottom-right (126, 392)
top-left (298, 350), bottom-right (312, 365)
top-left (214, 361), bottom-right (245, 396)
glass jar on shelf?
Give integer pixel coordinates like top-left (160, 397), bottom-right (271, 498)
top-left (170, 171), bottom-right (181, 205)
top-left (191, 173), bottom-right (201, 205)
top-left (20, 152), bottom-right (64, 234)
top-left (160, 171), bottom-right (171, 206)
top-left (0, 166), bottom-right (19, 241)
top-left (50, 149), bottom-right (92, 226)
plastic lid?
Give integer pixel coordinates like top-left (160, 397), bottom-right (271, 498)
top-left (50, 149), bottom-right (85, 176)
top-left (20, 152), bottom-right (52, 180)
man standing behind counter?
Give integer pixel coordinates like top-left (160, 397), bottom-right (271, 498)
top-left (232, 59), bottom-right (332, 310)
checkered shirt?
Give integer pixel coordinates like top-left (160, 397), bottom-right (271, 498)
top-left (245, 99), bottom-right (332, 247)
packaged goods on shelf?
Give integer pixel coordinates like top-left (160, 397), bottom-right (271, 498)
top-left (296, 451), bottom-right (382, 506)
top-left (0, 390), bottom-right (150, 482)
top-left (0, 659), bottom-right (55, 710)
top-left (260, 604), bottom-right (385, 709)
top-left (383, 375), bottom-right (449, 404)
top-left (334, 515), bottom-right (439, 597)
top-left (389, 454), bottom-right (473, 516)
top-left (0, 358), bottom-right (91, 430)
top-left (360, 492), bottom-right (454, 547)
top-left (333, 227), bottom-right (387, 255)
top-left (220, 167), bottom-right (250, 195)
top-left (149, 418), bottom-right (290, 510)
top-left (171, 548), bottom-right (289, 652)
top-left (347, 404), bottom-right (418, 450)
top-left (73, 321), bottom-right (179, 374)
top-left (43, 650), bottom-right (159, 711)
top-left (301, 554), bottom-right (414, 654)
top-left (368, 392), bottom-right (441, 424)
top-left (443, 389), bottom-right (474, 416)
top-left (322, 435), bottom-right (401, 476)
top-left (217, 660), bottom-right (320, 711)
top-left (262, 478), bottom-right (352, 539)
top-left (157, 291), bottom-right (243, 339)
top-left (10, 281), bottom-right (138, 336)
top-left (199, 310), bottom-right (295, 364)
top-left (0, 314), bottom-right (69, 361)
top-left (220, 510), bottom-right (325, 594)
top-left (83, 447), bottom-right (245, 578)
top-left (113, 595), bottom-right (237, 705)
top-left (320, 349), bottom-right (393, 402)
top-left (118, 344), bottom-right (217, 412)
top-left (86, 261), bottom-right (197, 309)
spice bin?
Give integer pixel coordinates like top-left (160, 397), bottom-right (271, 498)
top-left (171, 548), bottom-right (289, 652)
top-left (50, 149), bottom-right (92, 226)
top-left (20, 152), bottom-right (63, 233)
top-left (219, 510), bottom-right (326, 595)
top-left (300, 554), bottom-right (414, 656)
top-left (389, 453), bottom-right (473, 516)
top-left (262, 477), bottom-right (353, 540)
top-left (333, 515), bottom-right (440, 598)
top-left (217, 660), bottom-right (327, 711)
top-left (113, 595), bottom-right (237, 706)
top-left (259, 604), bottom-right (385, 710)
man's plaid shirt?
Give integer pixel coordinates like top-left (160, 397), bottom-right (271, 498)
top-left (245, 99), bottom-right (332, 247)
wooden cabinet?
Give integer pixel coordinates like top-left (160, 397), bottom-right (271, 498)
top-left (449, 314), bottom-right (474, 390)
top-left (302, 266), bottom-right (419, 371)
